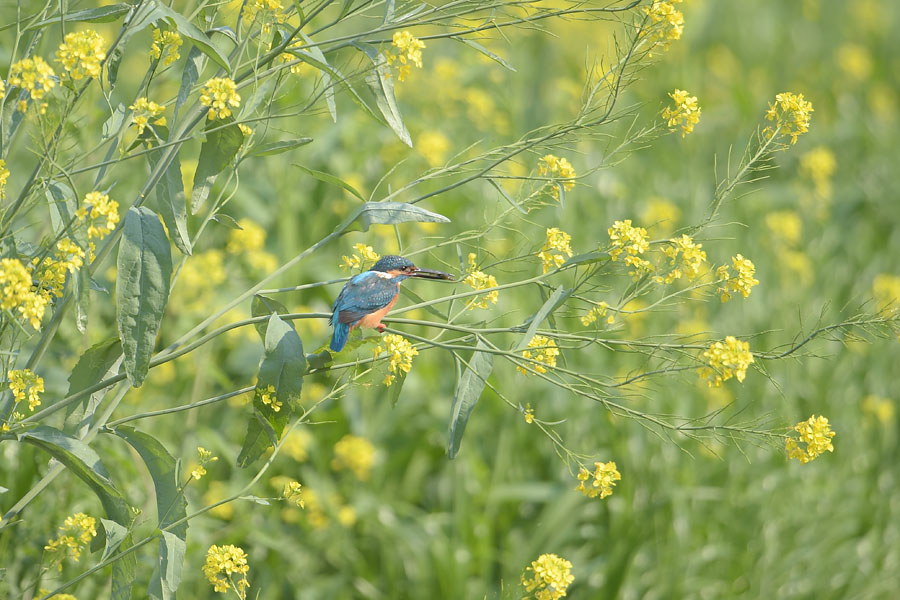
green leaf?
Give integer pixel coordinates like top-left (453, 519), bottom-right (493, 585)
top-left (65, 338), bottom-right (122, 436)
top-left (146, 0), bottom-right (231, 71)
top-left (237, 314), bottom-right (305, 467)
top-left (448, 342), bottom-right (494, 458)
top-left (356, 44), bottom-right (412, 146)
top-left (487, 178), bottom-right (526, 214)
top-left (250, 138), bottom-right (314, 157)
top-left (335, 201), bottom-right (451, 234)
top-left (238, 77), bottom-right (276, 120)
top-left (515, 286), bottom-right (572, 350)
top-left (45, 181), bottom-right (77, 236)
top-left (388, 372), bottom-right (407, 407)
top-left (174, 47), bottom-right (205, 124)
top-left (117, 207), bottom-right (173, 387)
top-left (294, 164), bottom-right (364, 200)
top-left (148, 148), bottom-right (192, 255)
top-left (20, 426), bottom-right (137, 599)
top-left (562, 251), bottom-right (607, 267)
top-left (298, 32), bottom-right (337, 122)
top-left (148, 531), bottom-right (185, 600)
top-left (454, 37), bottom-right (517, 72)
top-left (97, 518), bottom-right (129, 561)
top-left (212, 213), bottom-right (243, 229)
top-left (191, 120), bottom-right (244, 213)
top-left (251, 295), bottom-right (290, 339)
top-left (27, 3), bottom-right (131, 29)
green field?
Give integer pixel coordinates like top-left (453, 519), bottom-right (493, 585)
top-left (1, 1), bottom-right (899, 598)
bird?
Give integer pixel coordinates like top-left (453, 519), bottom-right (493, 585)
top-left (329, 255), bottom-right (453, 352)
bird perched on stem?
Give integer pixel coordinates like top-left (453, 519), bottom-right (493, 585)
top-left (329, 255), bottom-right (453, 352)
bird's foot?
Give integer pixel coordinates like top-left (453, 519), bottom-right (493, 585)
top-left (376, 323), bottom-right (387, 333)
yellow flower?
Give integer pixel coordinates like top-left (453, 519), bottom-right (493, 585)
top-left (243, 0), bottom-right (286, 32)
top-left (281, 480), bottom-right (305, 508)
top-left (374, 334), bottom-right (418, 386)
top-left (463, 253), bottom-right (498, 309)
top-left (862, 395), bottom-right (894, 424)
top-left (765, 92), bottom-right (814, 144)
top-left (129, 97), bottom-right (166, 135)
top-left (580, 301), bottom-right (609, 327)
top-left (150, 27), bottom-right (182, 67)
top-left (55, 238), bottom-right (85, 273)
top-left (524, 405), bottom-right (535, 424)
top-left (799, 146), bottom-right (837, 197)
top-left (716, 254), bottom-right (759, 301)
top-left (8, 56), bottom-right (56, 102)
top-left (8, 369), bottom-right (44, 411)
top-left (258, 384), bottom-right (282, 412)
top-left (539, 227), bottom-right (574, 273)
top-left (56, 29), bottom-right (106, 80)
top-left (699, 336), bottom-right (754, 387)
top-left (237, 123), bottom-right (253, 136)
top-left (765, 211), bottom-right (803, 246)
top-left (77, 191), bottom-right (120, 240)
top-left (785, 415), bottom-right (835, 463)
top-left (340, 243), bottom-right (380, 272)
top-left (662, 89), bottom-right (701, 137)
top-left (280, 429), bottom-right (310, 462)
top-left (576, 460), bottom-right (621, 499)
top-left (331, 434), bottom-right (376, 481)
top-left (227, 219), bottom-right (266, 253)
top-left (0, 159), bottom-right (9, 199)
top-left (203, 544), bottom-right (250, 597)
top-left (518, 335), bottom-right (559, 375)
top-left (538, 154), bottom-right (577, 199)
top-left (44, 513), bottom-right (97, 562)
top-left (0, 258), bottom-right (48, 329)
top-left (607, 219), bottom-right (652, 276)
top-left (643, 0), bottom-right (684, 55)
top-left (521, 553), bottom-right (575, 600)
top-left (387, 30), bottom-right (425, 81)
top-left (641, 197), bottom-right (681, 234)
top-left (200, 77), bottom-right (241, 120)
top-left (418, 130), bottom-right (450, 167)
top-left (38, 590), bottom-right (77, 600)
top-left (656, 234), bottom-right (706, 283)
top-left (191, 446), bottom-right (218, 479)
top-left (873, 274), bottom-right (900, 309)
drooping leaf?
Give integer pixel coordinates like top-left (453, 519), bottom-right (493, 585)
top-left (148, 531), bottom-right (185, 600)
top-left (250, 138), bottom-right (314, 157)
top-left (388, 372), bottom-right (407, 407)
top-left (45, 180), bottom-right (77, 236)
top-left (448, 342), bottom-right (494, 458)
top-left (335, 201), bottom-right (451, 234)
top-left (191, 119), bottom-right (243, 213)
top-left (298, 31), bottom-right (337, 122)
top-left (117, 207), bottom-right (173, 387)
top-left (454, 37), bottom-right (517, 71)
top-left (515, 286), bottom-right (572, 350)
top-left (147, 148), bottom-right (192, 255)
top-left (27, 3), bottom-right (131, 28)
top-left (251, 295), bottom-right (290, 339)
top-left (294, 164), bottom-right (364, 200)
top-left (174, 47), bottom-right (206, 123)
top-left (212, 213), bottom-right (243, 229)
top-left (97, 518), bottom-right (129, 561)
top-left (356, 43), bottom-right (412, 146)
top-left (65, 338), bottom-right (122, 436)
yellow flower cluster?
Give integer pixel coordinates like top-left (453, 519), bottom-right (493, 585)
top-left (786, 415), bottom-right (835, 464)
top-left (521, 553), bottom-right (575, 600)
top-left (387, 30), bottom-right (425, 82)
top-left (243, 0), bottom-right (286, 32)
top-left (463, 253), bottom-right (498, 309)
top-left (331, 434), bottom-right (376, 481)
top-left (657, 234), bottom-right (706, 283)
top-left (538, 154), bottom-right (577, 199)
top-left (538, 227), bottom-right (573, 273)
top-left (374, 334), bottom-right (418, 386)
top-left (340, 243), bottom-right (380, 272)
top-left (524, 405), bottom-right (535, 424)
top-left (0, 159), bottom-right (9, 199)
top-left (518, 335), bottom-right (559, 375)
top-left (38, 590), bottom-right (77, 600)
top-left (77, 191), bottom-right (121, 241)
top-left (8, 368), bottom-right (44, 412)
top-left (129, 97), bottom-right (166, 135)
top-left (662, 89), bottom-right (701, 137)
top-left (799, 146), bottom-right (837, 197)
top-left (55, 238), bottom-right (86, 274)
top-left (580, 301), bottom-right (611, 327)
top-left (0, 258), bottom-right (48, 329)
top-left (150, 27), bottom-right (182, 67)
top-left (765, 92), bottom-right (814, 145)
top-left (227, 218), bottom-right (277, 272)
top-left (716, 254), bottom-right (759, 301)
top-left (576, 460), bottom-right (621, 499)
top-left (200, 77), bottom-right (241, 120)
top-left (44, 513), bottom-right (97, 562)
top-left (8, 56), bottom-right (56, 109)
top-left (258, 384), bottom-right (282, 412)
top-left (281, 480), bottom-right (305, 508)
top-left (203, 544), bottom-right (250, 597)
top-left (56, 29), bottom-right (106, 80)
top-left (643, 0), bottom-right (684, 55)
top-left (191, 446), bottom-right (219, 480)
top-left (862, 395), bottom-right (894, 424)
top-left (765, 211), bottom-right (802, 247)
top-left (608, 219), bottom-right (651, 276)
top-left (699, 336), bottom-right (754, 387)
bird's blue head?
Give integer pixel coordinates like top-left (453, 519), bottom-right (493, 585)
top-left (370, 255), bottom-right (453, 280)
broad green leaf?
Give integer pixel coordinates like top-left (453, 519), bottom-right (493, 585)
top-left (335, 201), bottom-right (451, 234)
top-left (148, 148), bottom-right (192, 255)
top-left (191, 119), bottom-right (243, 213)
top-left (27, 3), bottom-right (131, 29)
top-left (65, 338), bottom-right (122, 436)
top-left (174, 47), bottom-right (205, 124)
top-left (117, 207), bottom-right (173, 387)
top-left (250, 138), bottom-right (314, 157)
top-left (148, 531), bottom-right (185, 600)
top-left (212, 213), bottom-right (243, 229)
top-left (388, 372), bottom-right (406, 407)
top-left (96, 105), bottom-right (128, 185)
top-left (97, 518), bottom-right (129, 561)
top-left (251, 295), bottom-right (290, 339)
top-left (454, 37), bottom-right (517, 72)
top-left (45, 181), bottom-right (77, 236)
top-left (237, 314), bottom-right (305, 467)
top-left (448, 342), bottom-right (494, 458)
top-left (515, 286), bottom-right (572, 350)
top-left (298, 31), bottom-right (337, 122)
top-left (102, 103), bottom-right (127, 139)
top-left (357, 44), bottom-right (412, 146)
top-left (294, 164), bottom-right (364, 200)
top-left (384, 0), bottom-right (395, 23)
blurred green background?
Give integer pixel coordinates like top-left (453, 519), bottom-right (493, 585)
top-left (2, 0), bottom-right (899, 598)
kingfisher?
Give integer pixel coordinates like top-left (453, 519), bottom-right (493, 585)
top-left (329, 255), bottom-right (453, 352)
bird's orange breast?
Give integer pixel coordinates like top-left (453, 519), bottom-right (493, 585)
top-left (352, 292), bottom-right (399, 329)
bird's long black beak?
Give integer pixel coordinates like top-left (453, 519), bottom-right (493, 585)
top-left (409, 267), bottom-right (454, 281)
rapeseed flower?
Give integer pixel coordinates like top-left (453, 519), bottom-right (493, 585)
top-left (538, 154), bottom-right (577, 199)
top-left (374, 334), bottom-right (418, 386)
top-left (518, 335), bottom-right (559, 375)
top-left (521, 553), bottom-right (574, 600)
top-left (643, 0), bottom-right (684, 55)
top-left (191, 446), bottom-right (218, 480)
top-left (608, 219), bottom-right (652, 276)
top-left (716, 254), bottom-right (759, 301)
top-left (331, 434), bottom-right (376, 480)
top-left (576, 461), bottom-right (621, 499)
top-left (8, 369), bottom-right (44, 411)
top-left (657, 234), bottom-right (706, 283)
top-left (340, 243), bottom-right (380, 272)
top-left (799, 146), bottom-right (837, 197)
top-left (203, 544), bottom-right (250, 596)
top-left (77, 191), bottom-right (120, 240)
top-left (281, 480), bottom-right (305, 508)
top-left (765, 92), bottom-right (814, 144)
top-left (539, 227), bottom-right (573, 273)
top-left (8, 56), bottom-right (56, 103)
top-left (44, 513), bottom-right (97, 563)
top-left (200, 78), bottom-right (241, 120)
top-left (258, 384), bottom-right (281, 412)
top-left (662, 89), bottom-right (701, 137)
top-left (785, 415), bottom-right (835, 463)
top-left (699, 336), bottom-right (754, 387)
top-left (387, 31), bottom-right (425, 81)
top-left (463, 253), bottom-right (498, 309)
top-left (0, 258), bottom-right (48, 329)
top-left (150, 27), bottom-right (182, 66)
top-left (129, 97), bottom-right (166, 135)
top-left (580, 301), bottom-right (610, 327)
top-left (0, 159), bottom-right (9, 199)
top-left (56, 30), bottom-right (106, 80)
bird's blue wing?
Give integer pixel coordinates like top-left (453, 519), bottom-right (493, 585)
top-left (331, 272), bottom-right (398, 325)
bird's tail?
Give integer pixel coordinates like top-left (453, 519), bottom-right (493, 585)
top-left (330, 322), bottom-right (350, 352)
